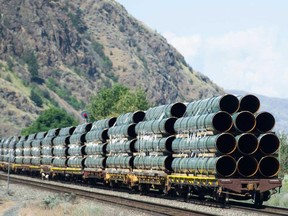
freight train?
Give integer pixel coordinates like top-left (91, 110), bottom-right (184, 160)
top-left (0, 94), bottom-right (282, 206)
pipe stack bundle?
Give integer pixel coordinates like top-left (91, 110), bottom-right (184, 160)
top-left (14, 136), bottom-right (26, 164)
top-left (41, 128), bottom-right (60, 166)
top-left (3, 136), bottom-right (18, 163)
top-left (172, 94), bottom-right (279, 178)
top-left (134, 103), bottom-right (186, 171)
top-left (66, 123), bottom-right (92, 168)
top-left (31, 132), bottom-right (47, 166)
top-left (84, 117), bottom-right (116, 169)
top-left (106, 111), bottom-right (145, 170)
top-left (22, 134), bottom-right (37, 165)
top-left (52, 126), bottom-right (76, 168)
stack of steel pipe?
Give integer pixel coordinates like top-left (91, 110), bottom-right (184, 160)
top-left (0, 137), bottom-right (12, 163)
top-left (30, 132), bottom-right (47, 166)
top-left (67, 123), bottom-right (92, 168)
top-left (22, 134), bottom-right (37, 165)
top-left (14, 136), bottom-right (27, 164)
top-left (106, 111), bottom-right (145, 170)
top-left (52, 126), bottom-right (76, 168)
top-left (133, 103), bottom-right (186, 171)
top-left (172, 94), bottom-right (279, 179)
top-left (84, 117), bottom-right (116, 169)
top-left (41, 128), bottom-right (60, 166)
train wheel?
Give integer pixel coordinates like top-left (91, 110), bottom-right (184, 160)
top-left (139, 184), bottom-right (149, 195)
top-left (253, 192), bottom-right (264, 206)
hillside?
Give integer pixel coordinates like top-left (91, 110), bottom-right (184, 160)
top-left (0, 0), bottom-right (223, 136)
top-left (229, 90), bottom-right (288, 134)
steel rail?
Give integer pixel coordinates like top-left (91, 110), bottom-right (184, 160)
top-left (0, 174), bottom-right (213, 216)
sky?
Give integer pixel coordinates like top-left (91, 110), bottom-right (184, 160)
top-left (116, 0), bottom-right (288, 99)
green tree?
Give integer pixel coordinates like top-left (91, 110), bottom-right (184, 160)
top-left (30, 89), bottom-right (43, 107)
top-left (21, 108), bottom-right (78, 135)
top-left (87, 84), bottom-right (150, 121)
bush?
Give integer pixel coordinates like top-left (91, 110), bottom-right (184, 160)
top-left (46, 78), bottom-right (84, 110)
top-left (21, 107), bottom-right (78, 135)
top-left (30, 89), bottom-right (43, 107)
top-left (92, 41), bottom-right (113, 70)
top-left (22, 51), bottom-right (39, 78)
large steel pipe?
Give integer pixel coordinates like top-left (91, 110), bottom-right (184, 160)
top-left (145, 103), bottom-right (186, 120)
top-left (53, 158), bottom-right (67, 167)
top-left (255, 112), bottom-right (275, 133)
top-left (46, 128), bottom-right (60, 137)
top-left (85, 129), bottom-right (109, 143)
top-left (67, 156), bottom-right (85, 168)
top-left (73, 123), bottom-right (92, 135)
top-left (232, 111), bottom-right (256, 133)
top-left (91, 117), bottom-right (117, 130)
top-left (134, 136), bottom-right (175, 153)
top-left (171, 133), bottom-right (236, 154)
top-left (68, 145), bottom-right (85, 156)
top-left (69, 133), bottom-right (87, 145)
top-left (237, 156), bottom-right (259, 177)
top-left (171, 156), bottom-right (236, 177)
top-left (108, 124), bottom-right (136, 138)
top-left (116, 111), bottom-right (145, 125)
top-left (31, 157), bottom-right (41, 165)
top-left (258, 156), bottom-right (280, 178)
top-left (107, 139), bottom-right (136, 153)
top-left (258, 133), bottom-right (280, 155)
top-left (174, 112), bottom-right (233, 133)
top-left (133, 156), bottom-right (173, 171)
top-left (85, 143), bottom-right (107, 155)
top-left (53, 136), bottom-right (70, 146)
top-left (236, 133), bottom-right (259, 155)
top-left (106, 156), bottom-right (133, 169)
top-left (186, 94), bottom-right (239, 116)
top-left (135, 118), bottom-right (176, 135)
top-left (237, 94), bottom-right (260, 113)
top-left (84, 156), bottom-right (106, 169)
top-left (59, 126), bottom-right (76, 136)
top-left (41, 157), bottom-right (53, 165)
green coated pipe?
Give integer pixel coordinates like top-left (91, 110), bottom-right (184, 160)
top-left (186, 94), bottom-right (239, 116)
top-left (174, 111), bottom-right (233, 133)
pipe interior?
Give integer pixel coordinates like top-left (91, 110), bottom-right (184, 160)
top-left (240, 95), bottom-right (260, 113)
top-left (216, 156), bottom-right (236, 177)
top-left (235, 111), bottom-right (256, 132)
top-left (102, 129), bottom-right (109, 141)
top-left (128, 124), bottom-right (137, 138)
top-left (216, 133), bottom-right (236, 154)
top-left (237, 156), bottom-right (258, 177)
top-left (213, 112), bottom-right (233, 132)
top-left (237, 133), bottom-right (258, 155)
top-left (259, 157), bottom-right (279, 177)
top-left (165, 118), bottom-right (176, 134)
top-left (108, 117), bottom-right (117, 127)
top-left (256, 112), bottom-right (275, 133)
top-left (220, 94), bottom-right (239, 114)
top-left (171, 103), bottom-right (187, 118)
top-left (259, 134), bottom-right (280, 155)
top-left (132, 111), bottom-right (145, 123)
top-left (85, 123), bottom-right (93, 132)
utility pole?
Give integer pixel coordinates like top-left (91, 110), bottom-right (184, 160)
top-left (7, 150), bottom-right (11, 195)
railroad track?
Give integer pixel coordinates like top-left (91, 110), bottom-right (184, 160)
top-left (228, 201), bottom-right (288, 216)
top-left (0, 174), bottom-right (213, 216)
top-left (1, 173), bottom-right (287, 216)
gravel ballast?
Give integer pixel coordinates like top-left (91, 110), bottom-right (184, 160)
top-left (0, 172), bottom-right (265, 216)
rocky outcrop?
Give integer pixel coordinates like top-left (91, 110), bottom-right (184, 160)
top-left (0, 0), bottom-right (224, 136)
